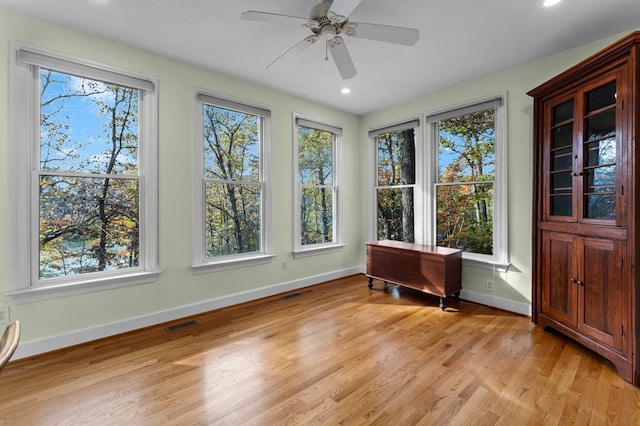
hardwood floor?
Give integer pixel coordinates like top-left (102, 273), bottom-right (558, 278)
top-left (2, 274), bottom-right (640, 425)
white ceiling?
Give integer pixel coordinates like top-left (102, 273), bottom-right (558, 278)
top-left (1, 0), bottom-right (640, 115)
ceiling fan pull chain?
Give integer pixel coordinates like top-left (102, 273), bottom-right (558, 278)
top-left (325, 39), bottom-right (329, 61)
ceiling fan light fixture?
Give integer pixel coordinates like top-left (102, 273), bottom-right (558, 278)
top-left (321, 26), bottom-right (338, 38)
top-left (341, 87), bottom-right (351, 94)
top-left (543, 0), bottom-right (562, 7)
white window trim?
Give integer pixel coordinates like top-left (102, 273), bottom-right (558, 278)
top-left (191, 90), bottom-right (273, 272)
top-left (369, 118), bottom-right (423, 243)
top-left (424, 93), bottom-right (509, 271)
top-left (7, 42), bottom-right (160, 303)
top-left (293, 114), bottom-right (344, 256)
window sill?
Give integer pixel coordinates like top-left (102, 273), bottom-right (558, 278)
top-left (293, 243), bottom-right (346, 259)
top-left (191, 253), bottom-right (276, 274)
top-left (462, 257), bottom-right (510, 272)
top-left (6, 270), bottom-right (162, 304)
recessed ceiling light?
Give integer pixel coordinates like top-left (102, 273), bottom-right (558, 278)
top-left (341, 88), bottom-right (351, 94)
top-left (544, 0), bottom-right (562, 6)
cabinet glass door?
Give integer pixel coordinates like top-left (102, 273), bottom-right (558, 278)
top-left (582, 81), bottom-right (617, 221)
top-left (549, 100), bottom-right (574, 217)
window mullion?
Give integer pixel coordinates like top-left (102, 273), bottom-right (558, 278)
top-left (38, 170), bottom-right (140, 180)
top-left (434, 180), bottom-right (495, 187)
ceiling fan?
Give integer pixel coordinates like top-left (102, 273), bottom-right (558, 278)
top-left (241, 0), bottom-right (419, 80)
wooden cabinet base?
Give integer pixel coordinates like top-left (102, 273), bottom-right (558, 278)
top-left (365, 240), bottom-right (462, 311)
top-left (538, 315), bottom-right (633, 383)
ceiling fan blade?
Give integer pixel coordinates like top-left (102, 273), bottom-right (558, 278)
top-left (241, 10), bottom-right (309, 27)
top-left (329, 0), bottom-right (364, 18)
top-left (329, 36), bottom-right (357, 80)
top-left (346, 22), bottom-right (419, 46)
top-left (267, 35), bottom-right (318, 70)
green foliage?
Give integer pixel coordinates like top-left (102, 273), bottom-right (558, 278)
top-left (436, 109), bottom-right (495, 255)
top-left (38, 70), bottom-right (140, 278)
top-left (204, 106), bottom-right (261, 256)
top-left (376, 129), bottom-right (415, 243)
top-left (436, 183), bottom-right (493, 254)
top-left (298, 127), bottom-right (334, 245)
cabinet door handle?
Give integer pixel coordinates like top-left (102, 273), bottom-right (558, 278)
top-left (570, 278), bottom-right (577, 284)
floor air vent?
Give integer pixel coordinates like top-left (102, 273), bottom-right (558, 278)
top-left (282, 292), bottom-right (303, 300)
top-left (165, 320), bottom-right (198, 333)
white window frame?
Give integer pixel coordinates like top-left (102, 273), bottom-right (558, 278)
top-left (293, 115), bottom-right (344, 257)
top-left (192, 91), bottom-right (273, 273)
top-left (369, 119), bottom-right (422, 243)
top-left (7, 42), bottom-right (160, 303)
top-left (425, 93), bottom-right (509, 271)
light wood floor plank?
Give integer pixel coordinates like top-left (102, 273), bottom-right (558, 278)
top-left (2, 274), bottom-right (640, 425)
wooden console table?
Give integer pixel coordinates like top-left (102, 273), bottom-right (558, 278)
top-left (365, 240), bottom-right (462, 310)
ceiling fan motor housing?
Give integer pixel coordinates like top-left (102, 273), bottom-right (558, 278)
top-left (308, 0), bottom-right (353, 39)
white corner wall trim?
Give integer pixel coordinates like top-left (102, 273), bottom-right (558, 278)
top-left (13, 267), bottom-right (362, 360)
top-left (460, 289), bottom-right (531, 317)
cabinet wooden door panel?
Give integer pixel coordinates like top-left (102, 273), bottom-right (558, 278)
top-left (580, 237), bottom-right (624, 351)
top-left (541, 231), bottom-right (577, 326)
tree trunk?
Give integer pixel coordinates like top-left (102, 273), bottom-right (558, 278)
top-left (97, 179), bottom-right (110, 270)
top-left (227, 183), bottom-right (244, 253)
top-left (398, 129), bottom-right (415, 243)
top-left (318, 168), bottom-right (329, 243)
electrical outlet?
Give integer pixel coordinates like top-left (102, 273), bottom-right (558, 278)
top-left (0, 306), bottom-right (9, 324)
top-left (486, 280), bottom-right (495, 292)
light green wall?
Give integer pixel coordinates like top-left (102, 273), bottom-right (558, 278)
top-left (1, 6), bottom-right (636, 351)
top-left (0, 8), bottom-right (361, 345)
top-left (360, 30), bottom-right (637, 308)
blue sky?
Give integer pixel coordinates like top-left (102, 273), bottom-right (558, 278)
top-left (39, 69), bottom-right (139, 175)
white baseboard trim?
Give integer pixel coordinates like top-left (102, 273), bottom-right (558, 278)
top-left (460, 289), bottom-right (531, 317)
top-left (13, 266), bottom-right (362, 360)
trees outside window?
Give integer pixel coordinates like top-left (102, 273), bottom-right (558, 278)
top-left (294, 118), bottom-right (341, 252)
top-left (426, 96), bottom-right (508, 267)
top-left (9, 44), bottom-right (158, 298)
top-left (370, 97), bottom-right (507, 268)
top-left (436, 108), bottom-right (496, 255)
top-left (39, 70), bottom-right (141, 278)
top-left (374, 127), bottom-right (416, 243)
top-left (194, 94), bottom-right (271, 269)
top-left (203, 105), bottom-right (261, 256)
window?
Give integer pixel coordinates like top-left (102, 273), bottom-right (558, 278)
top-left (9, 43), bottom-right (159, 301)
top-left (193, 93), bottom-right (272, 272)
top-left (293, 117), bottom-right (343, 255)
top-left (369, 97), bottom-right (507, 269)
top-left (370, 120), bottom-right (419, 243)
top-left (426, 95), bottom-right (508, 268)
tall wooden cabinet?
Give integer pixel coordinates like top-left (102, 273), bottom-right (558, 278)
top-left (528, 32), bottom-right (640, 384)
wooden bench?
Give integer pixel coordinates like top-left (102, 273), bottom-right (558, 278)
top-left (366, 240), bottom-right (462, 310)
